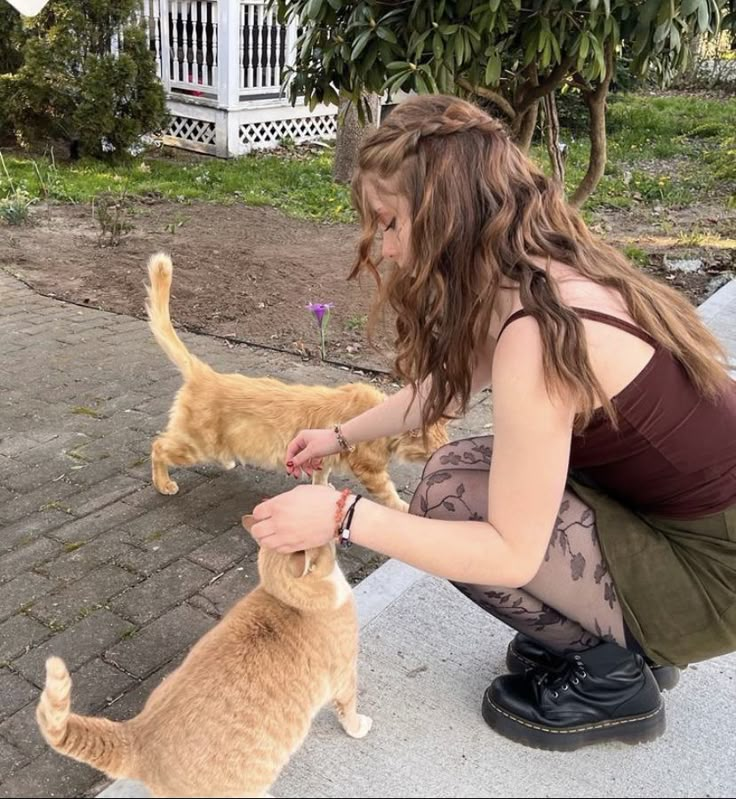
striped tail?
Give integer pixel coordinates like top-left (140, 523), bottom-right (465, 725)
top-left (145, 252), bottom-right (205, 379)
top-left (36, 657), bottom-right (135, 779)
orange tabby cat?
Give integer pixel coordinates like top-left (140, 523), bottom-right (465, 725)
top-left (37, 516), bottom-right (370, 798)
top-left (145, 252), bottom-right (448, 511)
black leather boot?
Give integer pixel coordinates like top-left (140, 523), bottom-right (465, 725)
top-left (506, 633), bottom-right (681, 691)
top-left (484, 641), bottom-right (666, 750)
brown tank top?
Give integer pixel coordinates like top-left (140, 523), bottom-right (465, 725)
top-left (498, 307), bottom-right (736, 518)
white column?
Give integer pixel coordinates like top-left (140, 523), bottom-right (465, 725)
top-left (284, 19), bottom-right (297, 68)
top-left (211, 0), bottom-right (218, 88)
top-left (217, 0), bottom-right (241, 108)
top-left (159, 0), bottom-right (172, 91)
top-left (281, 18), bottom-right (298, 96)
top-left (239, 1), bottom-right (246, 90)
top-left (217, 0), bottom-right (242, 156)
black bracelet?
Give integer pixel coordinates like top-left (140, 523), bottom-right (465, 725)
top-left (338, 494), bottom-right (362, 549)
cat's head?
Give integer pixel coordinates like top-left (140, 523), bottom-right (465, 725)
top-left (242, 515), bottom-right (352, 612)
top-left (389, 420), bottom-right (449, 463)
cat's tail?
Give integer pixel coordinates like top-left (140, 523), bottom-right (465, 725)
top-left (37, 657), bottom-right (136, 779)
top-left (146, 252), bottom-right (205, 378)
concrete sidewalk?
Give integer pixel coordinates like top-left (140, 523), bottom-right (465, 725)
top-left (100, 280), bottom-right (736, 798)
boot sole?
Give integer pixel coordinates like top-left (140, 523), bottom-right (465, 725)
top-left (506, 647), bottom-right (681, 692)
top-left (482, 690), bottom-right (666, 751)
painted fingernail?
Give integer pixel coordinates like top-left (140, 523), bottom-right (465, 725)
top-left (287, 461), bottom-right (294, 467)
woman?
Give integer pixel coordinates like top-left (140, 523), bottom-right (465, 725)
top-left (248, 95), bottom-right (736, 750)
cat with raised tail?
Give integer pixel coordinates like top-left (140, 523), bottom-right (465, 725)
top-left (144, 252), bottom-right (448, 511)
top-left (37, 516), bottom-right (371, 798)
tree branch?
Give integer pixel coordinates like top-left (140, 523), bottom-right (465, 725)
top-left (570, 71), bottom-right (593, 93)
top-left (515, 101), bottom-right (539, 152)
top-left (543, 91), bottom-right (566, 188)
top-left (456, 77), bottom-right (516, 120)
top-left (516, 55), bottom-right (575, 113)
top-left (570, 41), bottom-right (615, 207)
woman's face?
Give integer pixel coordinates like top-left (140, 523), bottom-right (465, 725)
top-left (362, 178), bottom-right (412, 267)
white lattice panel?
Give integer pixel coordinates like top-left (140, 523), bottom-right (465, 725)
top-left (238, 113), bottom-right (337, 147)
top-left (167, 115), bottom-right (216, 145)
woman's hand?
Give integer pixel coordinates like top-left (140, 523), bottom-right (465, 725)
top-left (285, 428), bottom-right (342, 478)
top-left (247, 484), bottom-right (342, 552)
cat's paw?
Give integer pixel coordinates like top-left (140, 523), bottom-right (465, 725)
top-left (156, 480), bottom-right (179, 495)
top-left (346, 714), bottom-right (373, 739)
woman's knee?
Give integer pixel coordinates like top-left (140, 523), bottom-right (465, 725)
top-left (409, 464), bottom-right (490, 521)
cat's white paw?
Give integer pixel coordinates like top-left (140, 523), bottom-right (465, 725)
top-left (346, 714), bottom-right (372, 739)
top-left (156, 480), bottom-right (179, 495)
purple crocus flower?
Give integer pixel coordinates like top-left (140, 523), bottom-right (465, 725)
top-left (306, 302), bottom-right (334, 326)
top-left (306, 302), bottom-right (334, 360)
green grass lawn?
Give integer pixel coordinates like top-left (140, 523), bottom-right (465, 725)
top-left (536, 92), bottom-right (736, 211)
top-left (1, 92), bottom-right (734, 225)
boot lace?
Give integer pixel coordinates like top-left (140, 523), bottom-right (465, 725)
top-left (533, 653), bottom-right (588, 700)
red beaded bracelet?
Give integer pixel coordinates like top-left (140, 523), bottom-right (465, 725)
top-left (333, 488), bottom-right (351, 536)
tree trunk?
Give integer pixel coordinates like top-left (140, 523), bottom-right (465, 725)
top-left (332, 94), bottom-right (381, 185)
top-left (543, 90), bottom-right (566, 190)
top-left (514, 101), bottom-right (539, 153)
top-left (569, 43), bottom-right (615, 208)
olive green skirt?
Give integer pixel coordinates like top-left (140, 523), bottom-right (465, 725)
top-left (568, 478), bottom-right (736, 667)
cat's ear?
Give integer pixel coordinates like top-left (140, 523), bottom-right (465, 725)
top-left (288, 550), bottom-right (311, 578)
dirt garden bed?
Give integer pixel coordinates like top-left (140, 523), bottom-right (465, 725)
top-left (1, 197), bottom-right (733, 375)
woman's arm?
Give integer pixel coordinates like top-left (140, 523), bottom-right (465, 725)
top-left (342, 340), bottom-right (494, 443)
top-left (287, 347), bottom-right (492, 475)
top-left (285, 378), bottom-right (433, 477)
top-left (257, 319), bottom-right (574, 588)
top-left (349, 318), bottom-right (573, 585)
top-left (340, 377), bottom-right (432, 443)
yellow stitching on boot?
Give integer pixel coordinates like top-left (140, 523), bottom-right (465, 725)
top-left (510, 647), bottom-right (540, 669)
top-left (487, 698), bottom-right (664, 734)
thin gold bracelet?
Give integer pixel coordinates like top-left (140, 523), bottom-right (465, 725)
top-left (334, 424), bottom-right (355, 453)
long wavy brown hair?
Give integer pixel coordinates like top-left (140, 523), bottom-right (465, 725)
top-left (350, 94), bottom-right (730, 431)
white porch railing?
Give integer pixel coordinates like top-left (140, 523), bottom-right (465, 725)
top-left (131, 0), bottom-right (334, 157)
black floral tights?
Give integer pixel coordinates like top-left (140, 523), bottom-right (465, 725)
top-left (410, 436), bottom-right (626, 653)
